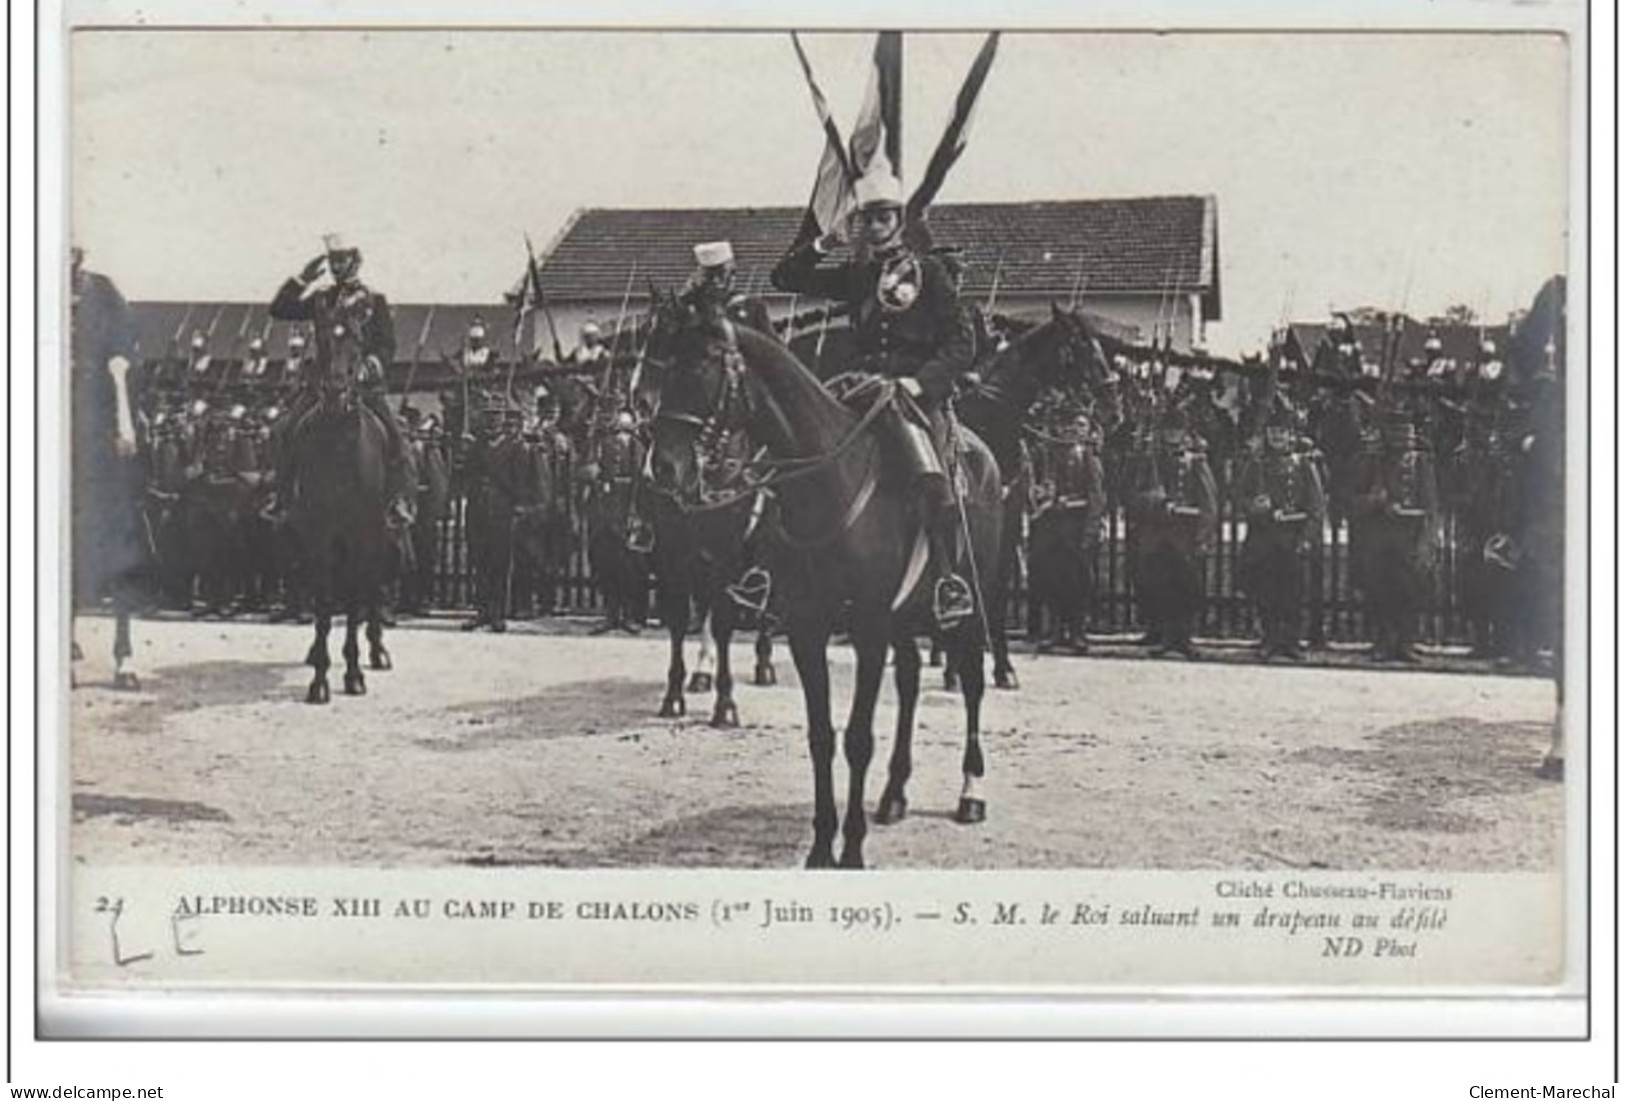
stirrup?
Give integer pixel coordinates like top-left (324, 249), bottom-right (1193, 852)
top-left (726, 568), bottom-right (772, 612)
top-left (934, 576), bottom-right (975, 627)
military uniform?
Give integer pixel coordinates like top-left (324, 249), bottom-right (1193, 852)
top-left (268, 243), bottom-right (415, 527)
top-left (1234, 418), bottom-right (1326, 659)
top-left (769, 172), bottom-right (977, 624)
top-left (1350, 407), bottom-right (1441, 662)
top-left (1125, 411), bottom-right (1219, 657)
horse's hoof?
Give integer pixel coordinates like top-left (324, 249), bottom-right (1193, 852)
top-left (837, 849), bottom-right (866, 870)
top-left (687, 672), bottom-right (713, 694)
top-left (874, 795), bottom-right (908, 825)
top-left (112, 671), bottom-right (142, 692)
top-left (710, 701), bottom-right (739, 729)
top-left (995, 670), bottom-right (1020, 690)
top-left (804, 848), bottom-right (837, 870)
top-left (460, 619), bottom-right (482, 632)
top-left (621, 623), bottom-right (642, 636)
top-left (370, 649), bottom-right (392, 671)
top-left (953, 797), bottom-right (987, 825)
top-left (490, 621), bottom-right (507, 634)
top-left (658, 697), bottom-right (685, 719)
top-left (306, 681), bottom-right (331, 705)
top-left (344, 673), bottom-right (367, 696)
top-left (754, 664), bottom-right (777, 687)
top-left (1536, 756), bottom-right (1565, 782)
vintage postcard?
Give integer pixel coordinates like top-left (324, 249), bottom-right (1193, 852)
top-left (41, 0), bottom-right (1588, 1041)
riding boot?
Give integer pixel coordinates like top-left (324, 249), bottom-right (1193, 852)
top-left (363, 392), bottom-right (417, 531)
top-left (920, 474), bottom-right (973, 629)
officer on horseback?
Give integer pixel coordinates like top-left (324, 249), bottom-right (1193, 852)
top-left (266, 235), bottom-right (416, 530)
top-left (684, 240), bottom-right (777, 337)
top-left (770, 168), bottom-right (977, 627)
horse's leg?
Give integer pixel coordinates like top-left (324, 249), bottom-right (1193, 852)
top-left (306, 601), bottom-right (332, 704)
top-left (111, 596), bottom-right (140, 691)
top-left (367, 590), bottom-right (392, 671)
top-left (688, 604), bottom-right (715, 694)
top-left (950, 623), bottom-right (989, 825)
top-left (658, 577), bottom-right (688, 718)
top-left (876, 628), bottom-right (921, 825)
top-left (753, 618), bottom-right (777, 686)
top-left (991, 506), bottom-right (1020, 689)
top-left (342, 606), bottom-right (366, 696)
top-left (788, 622), bottom-right (838, 869)
top-left (836, 620), bottom-right (887, 869)
top-left (709, 593), bottom-right (739, 729)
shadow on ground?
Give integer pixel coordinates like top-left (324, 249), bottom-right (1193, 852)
top-left (412, 676), bottom-right (668, 752)
top-left (460, 802), bottom-right (811, 869)
top-left (77, 660), bottom-right (294, 737)
top-left (72, 793), bottom-right (233, 825)
top-left (1290, 718), bottom-right (1557, 834)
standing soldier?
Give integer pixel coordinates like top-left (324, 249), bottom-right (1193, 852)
top-left (769, 167), bottom-right (978, 626)
top-left (266, 235), bottom-right (416, 532)
top-left (1452, 337), bottom-right (1518, 658)
top-left (1350, 382), bottom-right (1442, 664)
top-left (1125, 404), bottom-right (1219, 658)
top-left (1234, 405), bottom-right (1326, 660)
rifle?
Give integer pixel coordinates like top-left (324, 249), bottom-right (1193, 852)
top-left (599, 264), bottom-right (638, 424)
top-left (984, 251), bottom-right (1005, 314)
top-left (400, 304), bottom-right (437, 413)
top-left (216, 306), bottom-right (256, 395)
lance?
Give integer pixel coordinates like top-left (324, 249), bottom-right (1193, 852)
top-left (525, 234), bottom-right (565, 363)
top-left (983, 250), bottom-right (1005, 315)
top-left (400, 304), bottom-right (437, 413)
top-left (186, 303), bottom-right (227, 401)
top-left (1067, 254), bottom-right (1088, 312)
top-left (216, 305), bottom-right (256, 394)
top-left (602, 263), bottom-right (638, 415)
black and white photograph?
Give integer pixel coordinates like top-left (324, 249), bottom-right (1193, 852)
top-left (40, 5), bottom-right (1596, 1033)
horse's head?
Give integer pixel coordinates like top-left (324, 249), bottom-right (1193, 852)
top-left (643, 290), bottom-right (753, 497)
top-left (1048, 305), bottom-right (1113, 393)
top-left (317, 317), bottom-right (371, 411)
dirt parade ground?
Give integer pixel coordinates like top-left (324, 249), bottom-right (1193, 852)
top-left (65, 615), bottom-right (1563, 872)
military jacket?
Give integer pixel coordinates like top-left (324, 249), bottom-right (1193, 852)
top-left (770, 239), bottom-right (973, 404)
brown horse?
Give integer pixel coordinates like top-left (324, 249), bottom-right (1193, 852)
top-left (287, 328), bottom-right (393, 702)
top-left (647, 298), bottom-right (1002, 869)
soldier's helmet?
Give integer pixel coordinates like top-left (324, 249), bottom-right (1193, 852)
top-left (248, 336), bottom-right (265, 355)
top-left (468, 315), bottom-right (488, 344)
top-left (581, 321), bottom-right (603, 346)
top-left (693, 240), bottom-right (735, 273)
top-left (323, 233), bottom-right (362, 280)
top-left (1423, 331), bottom-right (1444, 356)
top-left (190, 330), bottom-right (208, 352)
top-left (288, 329), bottom-right (308, 353)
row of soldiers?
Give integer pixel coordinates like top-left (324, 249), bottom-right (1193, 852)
top-left (110, 224), bottom-right (1563, 663)
top-left (1016, 312), bottom-right (1564, 665)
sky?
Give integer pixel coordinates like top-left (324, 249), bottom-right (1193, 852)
top-left (69, 29), bottom-right (1570, 354)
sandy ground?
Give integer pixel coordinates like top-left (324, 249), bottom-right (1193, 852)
top-left (66, 615), bottom-right (1562, 871)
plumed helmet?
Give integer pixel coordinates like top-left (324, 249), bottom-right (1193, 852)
top-left (190, 330), bottom-right (207, 351)
top-left (693, 241), bottom-right (735, 268)
top-left (288, 330), bottom-right (307, 350)
top-left (581, 321), bottom-right (602, 341)
top-left (1423, 332), bottom-right (1443, 354)
top-left (853, 169), bottom-right (904, 211)
top-left (248, 336), bottom-right (265, 354)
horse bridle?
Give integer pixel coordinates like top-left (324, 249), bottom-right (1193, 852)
top-left (648, 318), bottom-right (761, 508)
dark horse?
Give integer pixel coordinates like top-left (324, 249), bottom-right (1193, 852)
top-left (287, 328), bottom-right (394, 702)
top-left (640, 350), bottom-right (778, 727)
top-left (648, 301), bottom-right (1002, 869)
top-left (952, 306), bottom-right (1117, 683)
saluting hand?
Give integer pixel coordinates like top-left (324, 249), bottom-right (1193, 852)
top-left (299, 255), bottom-right (328, 284)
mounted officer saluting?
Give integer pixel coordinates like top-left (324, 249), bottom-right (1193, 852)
top-left (769, 167), bottom-right (977, 626)
top-left (266, 234), bottom-right (416, 532)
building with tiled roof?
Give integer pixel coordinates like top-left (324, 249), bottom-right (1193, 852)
top-left (529, 195), bottom-right (1220, 354)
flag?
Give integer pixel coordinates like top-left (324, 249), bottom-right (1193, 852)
top-left (789, 33), bottom-right (857, 245)
top-left (908, 32), bottom-right (999, 219)
top-left (847, 31), bottom-right (903, 185)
